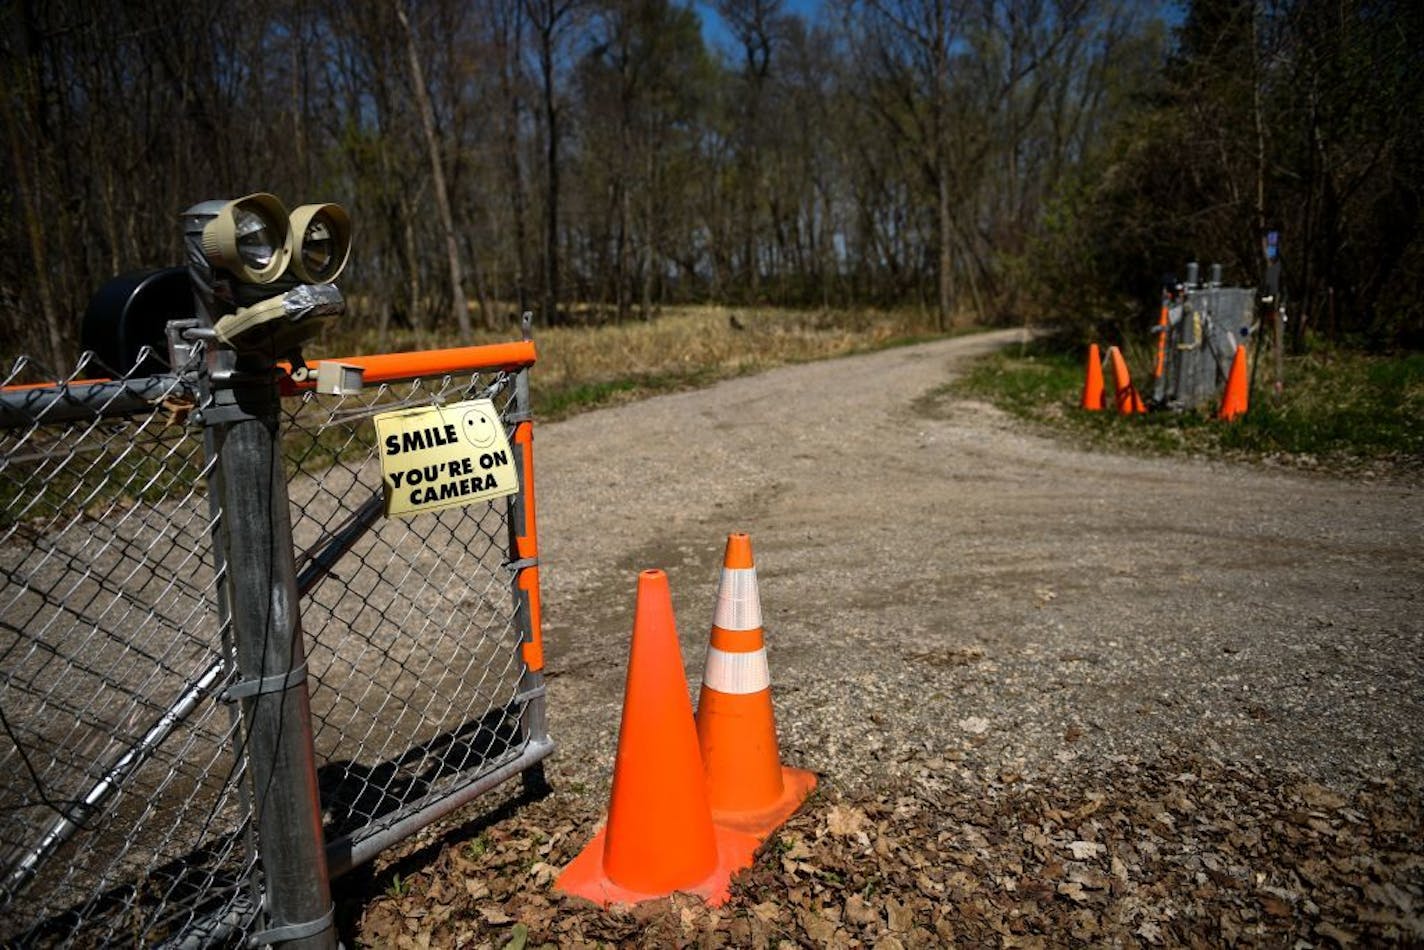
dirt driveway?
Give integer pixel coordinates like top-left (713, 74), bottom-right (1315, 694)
top-left (351, 329), bottom-right (1423, 946)
top-left (534, 328), bottom-right (1422, 796)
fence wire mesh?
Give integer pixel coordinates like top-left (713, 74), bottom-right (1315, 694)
top-left (0, 351), bottom-right (257, 946)
top-left (0, 340), bottom-right (548, 946)
top-left (281, 371), bottom-right (540, 868)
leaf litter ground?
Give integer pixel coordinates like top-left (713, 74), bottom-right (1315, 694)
top-left (344, 748), bottom-right (1421, 948)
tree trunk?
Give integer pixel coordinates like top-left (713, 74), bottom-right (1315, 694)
top-left (538, 22), bottom-right (561, 325)
top-left (640, 145), bottom-right (656, 320)
top-left (932, 0), bottom-right (953, 331)
top-left (616, 177), bottom-right (630, 323)
top-left (400, 191), bottom-right (422, 333)
top-left (467, 234), bottom-right (497, 334)
top-left (395, 0), bottom-right (473, 341)
top-left (937, 172), bottom-right (953, 331)
top-left (3, 61), bottom-right (66, 370)
top-left (499, 23), bottom-right (532, 320)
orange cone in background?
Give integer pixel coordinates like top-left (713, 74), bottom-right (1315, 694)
top-left (1152, 301), bottom-right (1170, 381)
top-left (695, 534), bottom-right (817, 839)
top-left (1218, 345), bottom-right (1249, 421)
top-left (1107, 346), bottom-right (1147, 414)
top-left (1080, 344), bottom-right (1106, 411)
top-left (555, 569), bottom-right (759, 907)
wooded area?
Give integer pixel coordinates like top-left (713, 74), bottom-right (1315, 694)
top-left (2, 0), bottom-right (1420, 369)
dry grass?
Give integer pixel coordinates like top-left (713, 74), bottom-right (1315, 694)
top-left (315, 305), bottom-right (957, 420)
top-left (531, 306), bottom-right (934, 386)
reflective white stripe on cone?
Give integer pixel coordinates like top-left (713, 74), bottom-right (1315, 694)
top-left (695, 533), bottom-right (816, 840)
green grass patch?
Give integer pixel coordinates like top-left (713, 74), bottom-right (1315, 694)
top-left (954, 342), bottom-right (1424, 475)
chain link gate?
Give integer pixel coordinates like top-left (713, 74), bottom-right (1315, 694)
top-left (281, 340), bottom-right (552, 880)
top-left (0, 333), bottom-right (552, 946)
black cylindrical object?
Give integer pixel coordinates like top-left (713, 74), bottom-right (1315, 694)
top-left (81, 267), bottom-right (195, 375)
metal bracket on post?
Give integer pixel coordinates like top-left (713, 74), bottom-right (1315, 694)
top-left (190, 366), bottom-right (283, 427)
top-left (221, 664), bottom-right (309, 704)
top-left (315, 361), bottom-right (364, 395)
top-left (166, 319), bottom-right (206, 372)
top-left (194, 402), bottom-right (272, 427)
top-left (247, 905), bottom-right (335, 948)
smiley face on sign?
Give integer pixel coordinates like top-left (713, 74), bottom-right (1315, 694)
top-left (460, 404), bottom-right (500, 449)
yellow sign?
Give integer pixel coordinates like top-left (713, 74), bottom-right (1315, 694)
top-left (373, 398), bottom-right (518, 518)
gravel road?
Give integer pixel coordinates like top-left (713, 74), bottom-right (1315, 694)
top-left (533, 328), bottom-right (1423, 797)
top-left (349, 329), bottom-right (1423, 946)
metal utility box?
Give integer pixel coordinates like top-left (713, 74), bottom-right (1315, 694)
top-left (1153, 268), bottom-right (1256, 411)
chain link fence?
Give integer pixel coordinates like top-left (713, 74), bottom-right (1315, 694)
top-left (0, 336), bottom-right (550, 946)
top-left (284, 360), bottom-right (549, 877)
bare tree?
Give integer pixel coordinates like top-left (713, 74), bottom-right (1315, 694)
top-left (395, 0), bottom-right (474, 341)
top-left (485, 0), bottom-right (536, 318)
top-left (525, 0), bottom-right (582, 324)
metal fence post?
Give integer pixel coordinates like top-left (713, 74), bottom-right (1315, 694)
top-left (507, 314), bottom-right (551, 797)
top-left (180, 197), bottom-right (335, 948)
top-left (209, 364), bottom-right (336, 949)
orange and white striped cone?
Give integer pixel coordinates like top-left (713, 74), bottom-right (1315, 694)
top-left (694, 534), bottom-right (816, 840)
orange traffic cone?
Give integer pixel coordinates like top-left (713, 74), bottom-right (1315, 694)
top-left (1218, 345), bottom-right (1249, 421)
top-left (1080, 344), bottom-right (1105, 411)
top-left (695, 534), bottom-right (817, 839)
top-left (555, 569), bottom-right (759, 907)
top-left (1107, 346), bottom-right (1146, 414)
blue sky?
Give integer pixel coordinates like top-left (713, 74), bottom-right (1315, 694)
top-left (693, 0), bottom-right (1186, 57)
top-left (692, 0), bottom-right (827, 56)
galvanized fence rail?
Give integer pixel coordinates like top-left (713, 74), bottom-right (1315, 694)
top-left (0, 335), bottom-right (551, 946)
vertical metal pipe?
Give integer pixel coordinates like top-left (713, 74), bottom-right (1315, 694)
top-left (192, 337), bottom-right (266, 925)
top-left (184, 199), bottom-right (333, 948)
top-left (505, 319), bottom-right (551, 796)
top-left (212, 369), bottom-right (334, 949)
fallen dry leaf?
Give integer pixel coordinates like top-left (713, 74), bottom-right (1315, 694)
top-left (798, 905), bottom-right (839, 943)
top-left (343, 754), bottom-right (1423, 950)
top-left (826, 804), bottom-right (868, 837)
top-left (844, 894), bottom-right (879, 926)
top-left (958, 716), bottom-right (990, 735)
top-left (885, 897), bottom-right (914, 932)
